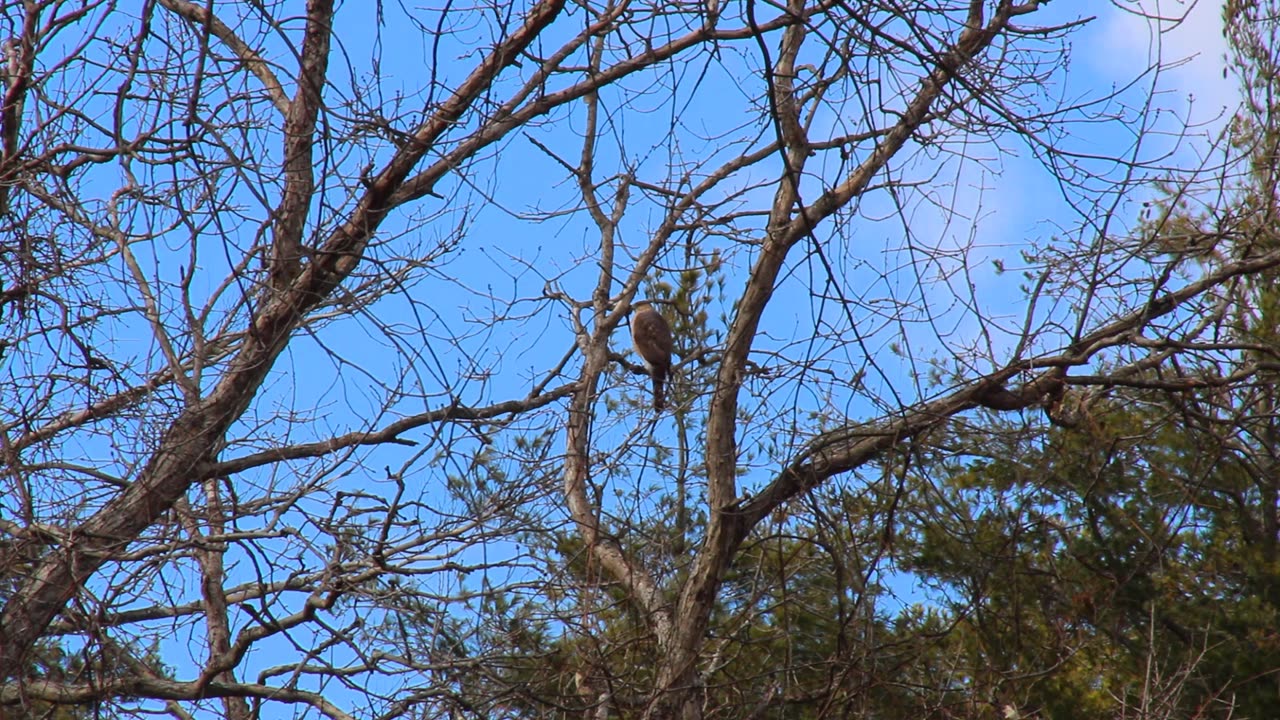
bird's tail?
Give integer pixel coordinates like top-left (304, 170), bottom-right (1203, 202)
top-left (652, 371), bottom-right (666, 412)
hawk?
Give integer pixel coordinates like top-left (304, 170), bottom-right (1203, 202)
top-left (630, 300), bottom-right (673, 412)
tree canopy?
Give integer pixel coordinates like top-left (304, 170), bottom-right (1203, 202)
top-left (2, 0), bottom-right (1279, 718)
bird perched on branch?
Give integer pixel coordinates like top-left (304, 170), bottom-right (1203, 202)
top-left (630, 300), bottom-right (673, 412)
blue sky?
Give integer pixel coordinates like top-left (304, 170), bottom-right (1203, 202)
top-left (3, 0), bottom-right (1248, 714)
top-left (251, 0), bottom-right (1244, 691)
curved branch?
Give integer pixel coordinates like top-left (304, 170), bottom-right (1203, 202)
top-left (212, 382), bottom-right (579, 476)
top-left (736, 243), bottom-right (1280, 539)
top-left (0, 677), bottom-right (355, 720)
top-left (156, 0), bottom-right (291, 117)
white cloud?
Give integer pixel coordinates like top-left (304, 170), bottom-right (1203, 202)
top-left (1093, 0), bottom-right (1237, 130)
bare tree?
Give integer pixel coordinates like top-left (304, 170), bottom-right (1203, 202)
top-left (0, 0), bottom-right (1268, 718)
